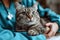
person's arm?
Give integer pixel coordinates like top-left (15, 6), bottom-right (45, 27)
top-left (0, 13), bottom-right (14, 40)
top-left (37, 1), bottom-right (59, 37)
top-left (0, 22), bottom-right (14, 40)
top-left (37, 1), bottom-right (60, 28)
top-left (37, 0), bottom-right (60, 37)
top-left (44, 8), bottom-right (60, 27)
top-left (44, 8), bottom-right (59, 38)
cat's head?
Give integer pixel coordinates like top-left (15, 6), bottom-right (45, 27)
top-left (16, 2), bottom-right (40, 26)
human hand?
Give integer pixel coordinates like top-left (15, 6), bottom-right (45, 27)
top-left (45, 22), bottom-right (59, 38)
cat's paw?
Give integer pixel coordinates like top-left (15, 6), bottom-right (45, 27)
top-left (28, 29), bottom-right (39, 36)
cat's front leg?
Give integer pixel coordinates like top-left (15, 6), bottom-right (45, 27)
top-left (28, 25), bottom-right (46, 36)
top-left (28, 27), bottom-right (40, 36)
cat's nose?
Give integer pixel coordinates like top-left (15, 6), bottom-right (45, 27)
top-left (26, 14), bottom-right (32, 20)
top-left (28, 15), bottom-right (33, 21)
top-left (30, 18), bottom-right (33, 21)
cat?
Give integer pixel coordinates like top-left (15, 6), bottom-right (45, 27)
top-left (15, 2), bottom-right (50, 36)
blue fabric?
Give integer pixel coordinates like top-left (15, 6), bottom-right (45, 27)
top-left (45, 8), bottom-right (60, 26)
top-left (0, 0), bottom-right (60, 40)
top-left (22, 0), bottom-right (36, 7)
top-left (0, 30), bottom-right (14, 40)
top-left (12, 32), bottom-right (46, 40)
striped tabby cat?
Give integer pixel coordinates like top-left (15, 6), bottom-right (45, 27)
top-left (15, 2), bottom-right (50, 36)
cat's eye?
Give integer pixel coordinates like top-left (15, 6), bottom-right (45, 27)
top-left (21, 12), bottom-right (26, 15)
top-left (32, 11), bottom-right (35, 14)
top-left (22, 12), bottom-right (25, 13)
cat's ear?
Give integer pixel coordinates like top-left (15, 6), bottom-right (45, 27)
top-left (15, 2), bottom-right (25, 11)
top-left (33, 2), bottom-right (38, 11)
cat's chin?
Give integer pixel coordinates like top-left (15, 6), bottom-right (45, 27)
top-left (27, 22), bottom-right (36, 25)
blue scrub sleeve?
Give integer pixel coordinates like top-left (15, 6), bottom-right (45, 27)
top-left (0, 24), bottom-right (14, 40)
top-left (45, 8), bottom-right (60, 25)
top-left (0, 17), bottom-right (14, 40)
top-left (21, 0), bottom-right (36, 7)
top-left (12, 32), bottom-right (46, 40)
top-left (45, 8), bottom-right (60, 31)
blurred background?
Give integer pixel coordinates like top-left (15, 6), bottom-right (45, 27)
top-left (37, 0), bottom-right (60, 14)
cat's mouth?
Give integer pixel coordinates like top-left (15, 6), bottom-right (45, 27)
top-left (26, 18), bottom-right (38, 25)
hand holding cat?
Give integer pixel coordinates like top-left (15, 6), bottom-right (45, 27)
top-left (45, 22), bottom-right (59, 38)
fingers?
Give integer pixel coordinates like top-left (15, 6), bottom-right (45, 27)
top-left (45, 27), bottom-right (50, 34)
top-left (48, 31), bottom-right (55, 37)
top-left (45, 22), bottom-right (58, 33)
top-left (45, 31), bottom-right (56, 38)
top-left (45, 26), bottom-right (57, 38)
top-left (45, 23), bottom-right (52, 27)
top-left (45, 23), bottom-right (52, 34)
top-left (45, 31), bottom-right (53, 38)
top-left (45, 22), bottom-right (59, 38)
